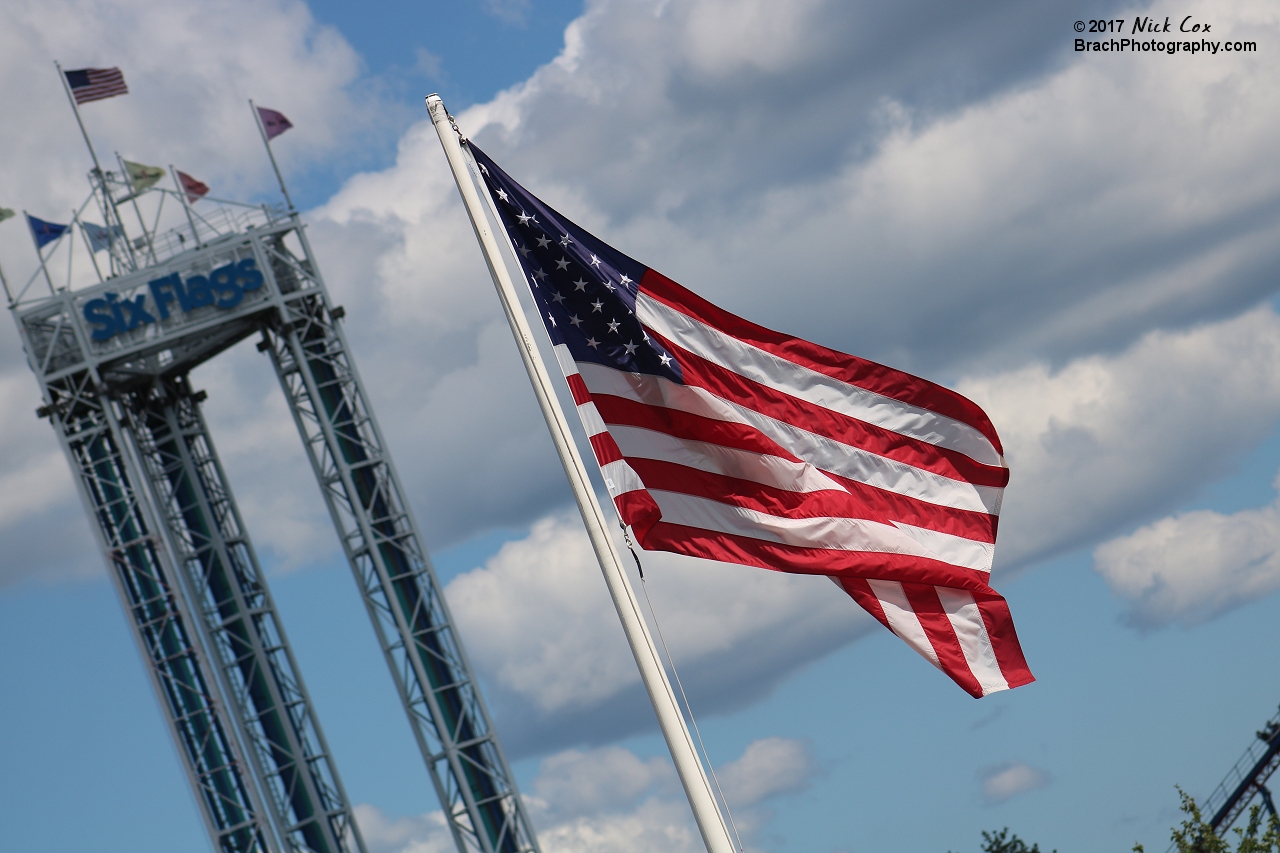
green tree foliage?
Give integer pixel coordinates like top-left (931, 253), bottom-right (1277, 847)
top-left (980, 827), bottom-right (1056, 853)
top-left (1134, 788), bottom-right (1280, 853)
top-left (949, 827), bottom-right (1056, 853)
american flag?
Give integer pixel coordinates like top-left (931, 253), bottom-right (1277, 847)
top-left (468, 145), bottom-right (1033, 698)
top-left (63, 67), bottom-right (128, 104)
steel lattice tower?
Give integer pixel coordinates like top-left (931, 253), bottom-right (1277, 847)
top-left (8, 169), bottom-right (539, 853)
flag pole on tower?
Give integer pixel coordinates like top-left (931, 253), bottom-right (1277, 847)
top-left (55, 62), bottom-right (135, 272)
top-left (250, 99), bottom-right (294, 211)
top-left (54, 61), bottom-right (105, 178)
top-left (425, 93), bottom-right (737, 853)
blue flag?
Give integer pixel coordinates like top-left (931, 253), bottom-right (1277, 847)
top-left (82, 221), bottom-right (124, 253)
top-left (27, 215), bottom-right (69, 249)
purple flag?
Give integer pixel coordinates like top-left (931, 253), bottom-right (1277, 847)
top-left (257, 106), bottom-right (293, 140)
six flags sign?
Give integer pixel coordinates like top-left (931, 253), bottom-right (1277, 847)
top-left (80, 257), bottom-right (265, 342)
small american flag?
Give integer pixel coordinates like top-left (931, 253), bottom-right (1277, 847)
top-left (469, 144), bottom-right (1033, 698)
top-left (64, 67), bottom-right (128, 104)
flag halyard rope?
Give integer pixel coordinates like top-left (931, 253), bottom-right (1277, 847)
top-left (623, 522), bottom-right (747, 853)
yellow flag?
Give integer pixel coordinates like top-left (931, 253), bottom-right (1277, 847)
top-left (123, 160), bottom-right (164, 192)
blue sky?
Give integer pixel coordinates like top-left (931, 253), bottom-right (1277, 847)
top-left (1, 1), bottom-right (1279, 852)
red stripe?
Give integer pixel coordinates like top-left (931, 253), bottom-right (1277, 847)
top-left (836, 577), bottom-right (892, 632)
top-left (631, 456), bottom-right (891, 524)
top-left (588, 431), bottom-right (624, 466)
top-left (593, 393), bottom-right (997, 541)
top-left (638, 520), bottom-right (991, 591)
top-left (837, 578), bottom-right (1029, 698)
top-left (75, 88), bottom-right (127, 103)
top-left (901, 582), bottom-right (982, 698)
top-left (824, 471), bottom-right (997, 542)
top-left (566, 373), bottom-right (591, 405)
top-left (643, 332), bottom-right (1008, 486)
top-left (974, 592), bottom-right (1035, 689)
top-left (638, 269), bottom-right (1004, 455)
top-left (594, 393), bottom-right (803, 463)
top-left (614, 489), bottom-right (663, 536)
top-left (626, 458), bottom-right (994, 562)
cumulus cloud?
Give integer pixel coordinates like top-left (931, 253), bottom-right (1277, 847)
top-left (714, 737), bottom-right (813, 810)
top-left (533, 746), bottom-right (677, 821)
top-left (291, 0), bottom-right (1280, 567)
top-left (357, 738), bottom-right (814, 853)
top-left (963, 305), bottom-right (1280, 573)
top-left (445, 511), bottom-right (864, 752)
top-left (7, 0), bottom-right (1280, 590)
top-left (1095, 469), bottom-right (1280, 628)
top-left (354, 804), bottom-right (454, 853)
top-left (979, 761), bottom-right (1051, 805)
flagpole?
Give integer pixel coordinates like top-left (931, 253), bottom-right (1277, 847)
top-left (425, 94), bottom-right (736, 853)
top-left (170, 166), bottom-right (201, 249)
top-left (73, 214), bottom-right (106, 283)
top-left (249, 100), bottom-right (294, 212)
top-left (55, 62), bottom-right (135, 275)
top-left (116, 153), bottom-right (157, 265)
top-left (55, 61), bottom-right (105, 178)
top-left (25, 211), bottom-right (59, 296)
top-left (0, 256), bottom-right (12, 304)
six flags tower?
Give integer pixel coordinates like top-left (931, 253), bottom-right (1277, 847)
top-left (5, 77), bottom-right (540, 853)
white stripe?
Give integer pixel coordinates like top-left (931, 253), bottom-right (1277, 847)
top-left (867, 579), bottom-right (941, 668)
top-left (610, 425), bottom-right (993, 572)
top-left (936, 587), bottom-right (1008, 695)
top-left (577, 362), bottom-right (1001, 515)
top-left (600, 459), bottom-right (645, 497)
top-left (608, 424), bottom-right (842, 495)
top-left (637, 293), bottom-right (1003, 467)
top-left (553, 343), bottom-right (578, 379)
top-left (891, 522), bottom-right (994, 574)
top-left (648, 490), bottom-right (973, 566)
top-left (577, 400), bottom-right (607, 438)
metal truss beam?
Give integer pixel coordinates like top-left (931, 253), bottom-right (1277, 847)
top-left (14, 212), bottom-right (368, 853)
top-left (46, 365), bottom-right (276, 853)
top-left (260, 226), bottom-right (540, 853)
top-left (1204, 706), bottom-right (1280, 834)
top-left (125, 375), bottom-right (366, 853)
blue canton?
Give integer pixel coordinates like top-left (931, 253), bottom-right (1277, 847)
top-left (469, 145), bottom-right (682, 383)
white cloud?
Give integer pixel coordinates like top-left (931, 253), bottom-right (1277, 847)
top-left (7, 0), bottom-right (1280, 589)
top-left (482, 0), bottom-right (532, 27)
top-left (1094, 469), bottom-right (1280, 628)
top-left (961, 305), bottom-right (1280, 573)
top-left (979, 761), bottom-right (1051, 805)
top-left (534, 798), bottom-right (703, 853)
top-left (286, 0), bottom-right (1280, 569)
top-left (353, 804), bottom-right (453, 853)
top-left (355, 738), bottom-right (814, 853)
top-left (445, 511), bottom-right (865, 750)
top-left (533, 746), bottom-right (677, 820)
top-left (714, 737), bottom-right (813, 809)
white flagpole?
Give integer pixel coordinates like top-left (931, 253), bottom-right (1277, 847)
top-left (25, 211), bottom-right (59, 296)
top-left (55, 62), bottom-right (136, 273)
top-left (249, 100), bottom-right (294, 212)
top-left (425, 94), bottom-right (736, 853)
top-left (170, 165), bottom-right (201, 249)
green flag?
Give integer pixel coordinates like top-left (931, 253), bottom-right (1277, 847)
top-left (0, 207), bottom-right (14, 222)
top-left (123, 160), bottom-right (164, 192)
